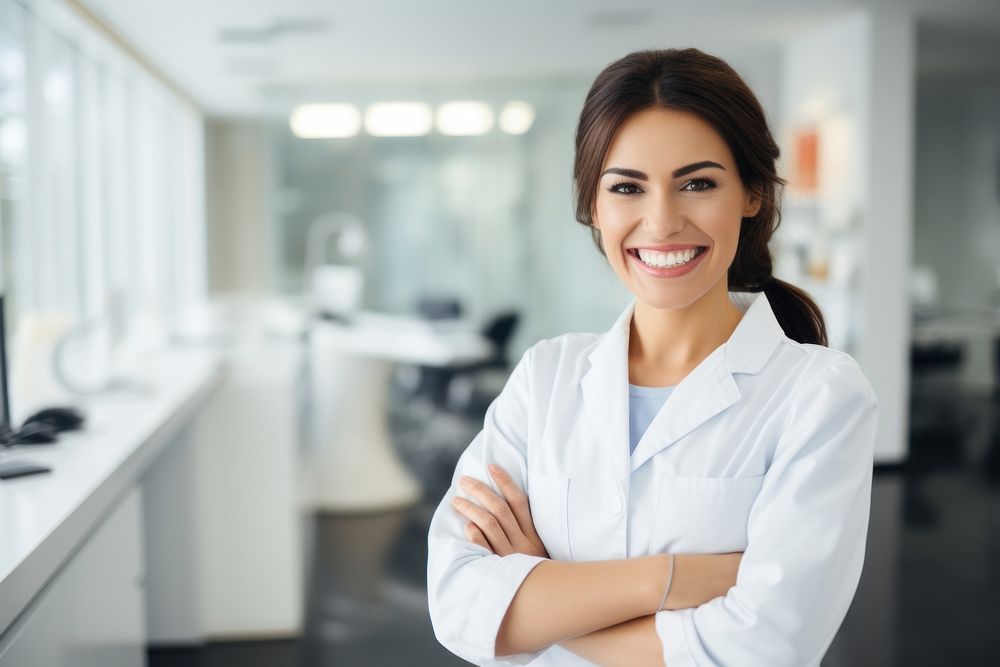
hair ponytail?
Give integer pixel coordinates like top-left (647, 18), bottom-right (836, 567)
top-left (761, 280), bottom-right (828, 346)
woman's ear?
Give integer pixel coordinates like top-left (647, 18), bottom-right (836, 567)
top-left (743, 188), bottom-right (763, 218)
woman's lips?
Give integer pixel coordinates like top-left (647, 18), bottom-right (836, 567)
top-left (627, 246), bottom-right (708, 278)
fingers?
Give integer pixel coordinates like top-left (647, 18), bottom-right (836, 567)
top-left (487, 465), bottom-right (537, 538)
top-left (450, 466), bottom-right (544, 558)
top-left (451, 494), bottom-right (513, 555)
top-left (457, 474), bottom-right (522, 541)
top-left (464, 522), bottom-right (492, 551)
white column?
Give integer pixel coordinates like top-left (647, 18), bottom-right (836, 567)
top-left (780, 6), bottom-right (914, 463)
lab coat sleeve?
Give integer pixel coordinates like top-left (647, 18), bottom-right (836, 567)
top-left (655, 354), bottom-right (880, 667)
top-left (427, 347), bottom-right (549, 665)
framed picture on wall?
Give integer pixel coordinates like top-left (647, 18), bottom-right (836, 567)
top-left (790, 126), bottom-right (819, 195)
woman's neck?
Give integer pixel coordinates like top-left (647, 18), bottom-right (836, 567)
top-left (627, 283), bottom-right (744, 386)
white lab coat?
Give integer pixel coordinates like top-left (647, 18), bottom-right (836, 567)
top-left (427, 290), bottom-right (879, 666)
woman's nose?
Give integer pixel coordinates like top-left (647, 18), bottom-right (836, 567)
top-left (641, 195), bottom-right (685, 234)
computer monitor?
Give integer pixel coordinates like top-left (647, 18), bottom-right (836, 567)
top-left (0, 294), bottom-right (52, 477)
top-left (0, 293), bottom-right (52, 480)
top-left (0, 294), bottom-right (12, 437)
top-left (0, 295), bottom-right (57, 447)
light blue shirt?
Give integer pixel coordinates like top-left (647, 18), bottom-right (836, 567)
top-left (628, 383), bottom-right (676, 455)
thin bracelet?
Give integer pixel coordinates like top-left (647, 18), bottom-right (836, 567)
top-left (656, 553), bottom-right (675, 612)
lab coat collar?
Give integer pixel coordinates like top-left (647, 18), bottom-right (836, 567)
top-left (580, 291), bottom-right (785, 485)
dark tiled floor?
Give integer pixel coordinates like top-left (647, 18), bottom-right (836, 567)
top-left (151, 373), bottom-right (1000, 667)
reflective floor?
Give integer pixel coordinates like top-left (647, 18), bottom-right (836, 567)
top-left (150, 370), bottom-right (1000, 667)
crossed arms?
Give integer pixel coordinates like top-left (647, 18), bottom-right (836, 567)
top-left (451, 465), bottom-right (741, 666)
top-left (428, 352), bottom-right (879, 666)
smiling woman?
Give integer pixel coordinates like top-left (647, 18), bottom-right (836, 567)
top-left (575, 52), bottom-right (825, 347)
top-left (427, 48), bottom-right (879, 667)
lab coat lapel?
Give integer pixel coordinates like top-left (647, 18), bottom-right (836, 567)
top-left (628, 291), bottom-right (786, 473)
top-left (628, 349), bottom-right (739, 473)
top-left (580, 300), bottom-right (635, 493)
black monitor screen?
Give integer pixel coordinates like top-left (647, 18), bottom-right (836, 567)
top-left (0, 295), bottom-right (10, 431)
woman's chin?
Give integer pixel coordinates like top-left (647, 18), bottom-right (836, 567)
top-left (626, 274), bottom-right (727, 311)
top-left (631, 288), bottom-right (703, 312)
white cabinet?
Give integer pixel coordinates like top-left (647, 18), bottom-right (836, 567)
top-left (0, 488), bottom-right (146, 667)
top-left (187, 297), bottom-right (305, 637)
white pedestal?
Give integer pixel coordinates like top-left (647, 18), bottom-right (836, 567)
top-left (305, 314), bottom-right (491, 513)
top-left (306, 330), bottom-right (422, 512)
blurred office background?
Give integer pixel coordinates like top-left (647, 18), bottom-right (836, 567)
top-left (0, 0), bottom-right (998, 665)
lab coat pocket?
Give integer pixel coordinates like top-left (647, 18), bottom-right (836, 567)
top-left (650, 474), bottom-right (765, 554)
top-left (527, 471), bottom-right (572, 562)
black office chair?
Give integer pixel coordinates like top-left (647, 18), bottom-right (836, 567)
top-left (403, 297), bottom-right (465, 407)
top-left (909, 340), bottom-right (966, 439)
top-left (438, 311), bottom-right (520, 418)
top-left (390, 306), bottom-right (520, 491)
top-left (416, 297), bottom-right (463, 321)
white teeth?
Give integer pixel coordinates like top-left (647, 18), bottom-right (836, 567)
top-left (636, 247), bottom-right (701, 268)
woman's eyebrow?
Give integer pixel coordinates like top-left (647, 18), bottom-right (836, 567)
top-left (601, 161), bottom-right (725, 180)
top-left (672, 160), bottom-right (725, 177)
top-left (601, 167), bottom-right (648, 180)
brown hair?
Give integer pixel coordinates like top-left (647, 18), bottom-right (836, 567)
top-left (573, 48), bottom-right (827, 346)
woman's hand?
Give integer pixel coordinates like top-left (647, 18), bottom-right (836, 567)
top-left (451, 464), bottom-right (549, 559)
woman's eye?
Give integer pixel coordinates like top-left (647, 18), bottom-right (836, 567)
top-left (609, 182), bottom-right (642, 195)
top-left (681, 178), bottom-right (716, 192)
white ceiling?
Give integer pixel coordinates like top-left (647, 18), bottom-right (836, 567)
top-left (80, 0), bottom-right (1000, 116)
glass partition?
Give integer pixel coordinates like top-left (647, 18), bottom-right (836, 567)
top-left (0, 0), bottom-right (206, 413)
top-left (0, 0), bottom-right (27, 323)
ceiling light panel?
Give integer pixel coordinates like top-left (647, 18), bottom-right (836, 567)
top-left (499, 101), bottom-right (535, 135)
top-left (364, 102), bottom-right (433, 137)
top-left (219, 17), bottom-right (331, 44)
top-left (290, 103), bottom-right (361, 138)
top-left (436, 101), bottom-right (494, 136)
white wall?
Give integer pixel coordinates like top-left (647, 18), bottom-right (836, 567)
top-left (205, 119), bottom-right (274, 293)
top-left (914, 77), bottom-right (1000, 310)
top-left (779, 6), bottom-right (915, 463)
top-left (863, 7), bottom-right (915, 464)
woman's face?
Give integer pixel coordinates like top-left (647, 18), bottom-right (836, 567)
top-left (593, 107), bottom-right (760, 311)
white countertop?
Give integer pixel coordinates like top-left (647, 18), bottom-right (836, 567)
top-left (912, 308), bottom-right (1000, 344)
top-left (311, 312), bottom-right (493, 366)
top-left (0, 348), bottom-right (223, 637)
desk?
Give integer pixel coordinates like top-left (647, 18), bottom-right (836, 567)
top-left (305, 313), bottom-right (492, 511)
top-left (0, 349), bottom-right (221, 660)
top-left (913, 308), bottom-right (1000, 389)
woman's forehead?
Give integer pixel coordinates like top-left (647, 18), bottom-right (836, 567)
top-left (602, 107), bottom-right (733, 173)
